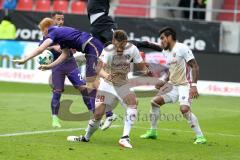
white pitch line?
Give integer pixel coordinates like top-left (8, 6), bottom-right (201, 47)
top-left (0, 125), bottom-right (239, 138)
top-left (0, 128), bottom-right (85, 137)
top-left (0, 125), bottom-right (120, 137)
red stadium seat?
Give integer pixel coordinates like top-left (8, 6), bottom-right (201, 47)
top-left (35, 0), bottom-right (51, 12)
top-left (16, 0), bottom-right (33, 11)
top-left (217, 0), bottom-right (240, 21)
top-left (226, 0), bottom-right (237, 5)
top-left (0, 0), bottom-right (3, 9)
top-left (114, 7), bottom-right (149, 17)
top-left (119, 0), bottom-right (149, 5)
top-left (53, 0), bottom-right (69, 13)
top-left (114, 0), bottom-right (150, 17)
top-left (71, 0), bottom-right (86, 14)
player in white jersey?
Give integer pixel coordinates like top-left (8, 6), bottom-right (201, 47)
top-left (140, 27), bottom-right (207, 144)
top-left (67, 30), bottom-right (151, 148)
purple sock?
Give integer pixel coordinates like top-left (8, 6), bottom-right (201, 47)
top-left (81, 89), bottom-right (95, 112)
top-left (106, 111), bottom-right (113, 117)
top-left (88, 89), bottom-right (97, 112)
top-left (51, 91), bottom-right (62, 115)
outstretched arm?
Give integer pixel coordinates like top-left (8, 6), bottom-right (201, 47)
top-left (13, 38), bottom-right (53, 64)
top-left (187, 59), bottom-right (199, 99)
top-left (39, 48), bottom-right (69, 70)
top-left (129, 40), bottom-right (162, 51)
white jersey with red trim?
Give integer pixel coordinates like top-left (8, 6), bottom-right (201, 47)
top-left (162, 42), bottom-right (194, 85)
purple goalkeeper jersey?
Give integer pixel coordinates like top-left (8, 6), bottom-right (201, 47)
top-left (46, 26), bottom-right (92, 52)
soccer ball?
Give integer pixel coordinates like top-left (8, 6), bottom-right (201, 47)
top-left (38, 50), bottom-right (54, 65)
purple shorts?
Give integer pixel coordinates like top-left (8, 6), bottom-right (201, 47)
top-left (52, 58), bottom-right (86, 91)
top-left (84, 37), bottom-right (104, 78)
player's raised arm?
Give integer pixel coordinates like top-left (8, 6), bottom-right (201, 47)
top-left (13, 38), bottom-right (53, 65)
top-left (13, 17), bottom-right (56, 65)
top-left (129, 40), bottom-right (162, 51)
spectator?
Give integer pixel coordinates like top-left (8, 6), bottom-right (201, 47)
top-left (178, 0), bottom-right (191, 19)
top-left (0, 15), bottom-right (16, 39)
top-left (193, 0), bottom-right (206, 19)
top-left (3, 0), bottom-right (17, 10)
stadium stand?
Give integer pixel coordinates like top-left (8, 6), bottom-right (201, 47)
top-left (114, 0), bottom-right (150, 17)
top-left (7, 0), bottom-right (240, 21)
top-left (0, 0), bottom-right (2, 9)
top-left (217, 0), bottom-right (240, 21)
top-left (71, 0), bottom-right (86, 14)
top-left (35, 0), bottom-right (51, 12)
top-left (52, 0), bottom-right (69, 13)
top-left (16, 0), bottom-right (33, 11)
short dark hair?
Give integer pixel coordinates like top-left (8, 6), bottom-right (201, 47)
top-left (159, 27), bottom-right (176, 41)
top-left (51, 11), bottom-right (64, 17)
top-left (113, 30), bottom-right (128, 42)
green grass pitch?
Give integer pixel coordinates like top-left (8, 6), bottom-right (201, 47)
top-left (0, 81), bottom-right (240, 160)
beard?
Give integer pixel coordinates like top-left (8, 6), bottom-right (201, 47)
top-left (163, 46), bottom-right (169, 50)
top-left (163, 43), bottom-right (170, 50)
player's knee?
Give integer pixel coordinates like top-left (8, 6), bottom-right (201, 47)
top-left (124, 94), bottom-right (137, 105)
top-left (53, 89), bottom-right (63, 94)
top-left (180, 105), bottom-right (190, 114)
top-left (76, 85), bottom-right (88, 92)
top-left (94, 103), bottom-right (105, 120)
top-left (151, 96), bottom-right (164, 107)
top-left (52, 90), bottom-right (62, 100)
top-left (151, 100), bottom-right (159, 108)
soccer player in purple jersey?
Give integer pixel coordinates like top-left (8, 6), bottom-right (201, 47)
top-left (46, 11), bottom-right (99, 128)
top-left (41, 16), bottom-right (115, 127)
top-left (13, 17), bottom-right (104, 121)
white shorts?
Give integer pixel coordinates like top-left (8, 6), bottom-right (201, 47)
top-left (157, 83), bottom-right (192, 106)
top-left (96, 78), bottom-right (135, 109)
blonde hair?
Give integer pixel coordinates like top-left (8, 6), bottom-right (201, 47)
top-left (39, 17), bottom-right (54, 32)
